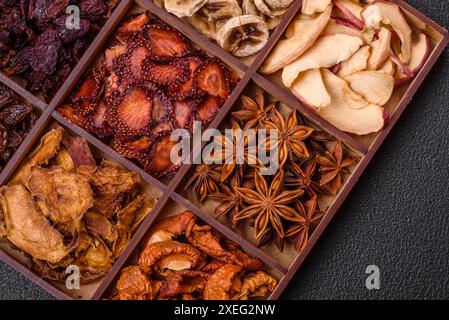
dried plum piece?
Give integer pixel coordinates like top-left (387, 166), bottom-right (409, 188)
top-left (30, 29), bottom-right (62, 75)
top-left (0, 83), bottom-right (18, 109)
top-left (107, 86), bottom-right (153, 141)
top-left (54, 16), bottom-right (91, 44)
top-left (146, 26), bottom-right (190, 62)
top-left (195, 58), bottom-right (231, 101)
top-left (0, 124), bottom-right (8, 153)
top-left (142, 58), bottom-right (190, 86)
top-left (195, 95), bottom-right (223, 126)
top-left (4, 46), bottom-right (32, 75)
top-left (166, 56), bottom-right (204, 101)
top-left (30, 0), bottom-right (69, 25)
top-left (79, 0), bottom-right (108, 22)
top-left (0, 104), bottom-right (33, 127)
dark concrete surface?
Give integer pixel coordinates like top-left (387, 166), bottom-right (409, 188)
top-left (0, 0), bottom-right (448, 300)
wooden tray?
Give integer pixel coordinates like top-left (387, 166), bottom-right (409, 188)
top-left (0, 0), bottom-right (447, 300)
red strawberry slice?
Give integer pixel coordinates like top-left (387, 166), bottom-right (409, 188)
top-left (146, 27), bottom-right (190, 61)
top-left (145, 134), bottom-right (181, 178)
top-left (129, 46), bottom-right (151, 79)
top-left (152, 93), bottom-right (173, 123)
top-left (142, 59), bottom-right (189, 85)
top-left (58, 104), bottom-right (88, 129)
top-left (174, 99), bottom-right (198, 130)
top-left (89, 101), bottom-right (113, 138)
top-left (196, 95), bottom-right (223, 125)
top-left (167, 56), bottom-right (203, 101)
top-left (195, 59), bottom-right (231, 100)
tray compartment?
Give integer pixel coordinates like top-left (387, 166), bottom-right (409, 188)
top-left (0, 120), bottom-right (164, 300)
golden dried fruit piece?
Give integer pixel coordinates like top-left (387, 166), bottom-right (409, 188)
top-left (204, 264), bottom-right (242, 300)
top-left (237, 271), bottom-right (277, 299)
top-left (165, 0), bottom-right (208, 18)
top-left (117, 266), bottom-right (153, 300)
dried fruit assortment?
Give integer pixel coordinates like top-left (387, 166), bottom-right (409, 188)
top-left (153, 0), bottom-right (294, 57)
top-left (0, 127), bottom-right (158, 284)
top-left (0, 0), bottom-right (118, 101)
top-left (186, 89), bottom-right (359, 252)
top-left (57, 12), bottom-right (237, 179)
top-left (113, 211), bottom-right (277, 300)
top-left (261, 0), bottom-right (432, 135)
top-left (0, 83), bottom-right (39, 171)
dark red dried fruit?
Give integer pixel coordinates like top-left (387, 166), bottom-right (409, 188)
top-left (117, 12), bottom-right (151, 40)
top-left (195, 95), bottom-right (223, 125)
top-left (145, 133), bottom-right (181, 178)
top-left (113, 135), bottom-right (154, 161)
top-left (174, 99), bottom-right (198, 131)
top-left (195, 59), bottom-right (230, 100)
top-left (152, 93), bottom-right (174, 123)
top-left (88, 101), bottom-right (113, 138)
top-left (0, 83), bottom-right (18, 109)
top-left (30, 0), bottom-right (69, 25)
top-left (54, 16), bottom-right (91, 44)
top-left (146, 27), bottom-right (190, 61)
top-left (30, 29), bottom-right (62, 75)
top-left (73, 67), bottom-right (105, 106)
top-left (108, 87), bottom-right (153, 140)
top-left (7, 131), bottom-right (23, 149)
top-left (80, 0), bottom-right (108, 21)
top-left (129, 46), bottom-right (151, 80)
top-left (58, 104), bottom-right (88, 128)
top-left (0, 104), bottom-right (33, 127)
top-left (142, 59), bottom-right (189, 86)
top-left (0, 124), bottom-right (8, 153)
top-left (167, 56), bottom-right (203, 101)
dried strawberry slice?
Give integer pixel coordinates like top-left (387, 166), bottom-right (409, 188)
top-left (75, 100), bottom-right (99, 116)
top-left (195, 58), bottom-right (231, 101)
top-left (58, 104), bottom-right (90, 130)
top-left (88, 101), bottom-right (113, 139)
top-left (174, 99), bottom-right (198, 131)
top-left (151, 120), bottom-right (175, 138)
top-left (113, 135), bottom-right (153, 160)
top-left (142, 59), bottom-right (189, 86)
top-left (145, 134), bottom-right (182, 178)
top-left (108, 87), bottom-right (153, 140)
top-left (105, 42), bottom-right (128, 71)
top-left (129, 46), bottom-right (151, 80)
top-left (117, 12), bottom-right (151, 40)
top-left (146, 26), bottom-right (190, 61)
top-left (73, 67), bottom-right (105, 103)
top-left (167, 56), bottom-right (204, 101)
top-left (195, 95), bottom-right (223, 125)
top-left (152, 92), bottom-right (174, 123)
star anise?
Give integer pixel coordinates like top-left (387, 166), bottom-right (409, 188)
top-left (263, 109), bottom-right (313, 168)
top-left (208, 173), bottom-right (244, 223)
top-left (185, 163), bottom-right (221, 202)
top-left (234, 170), bottom-right (304, 239)
top-left (316, 141), bottom-right (358, 195)
top-left (232, 88), bottom-right (275, 130)
top-left (209, 120), bottom-right (263, 181)
top-left (286, 196), bottom-right (324, 252)
top-left (257, 228), bottom-right (286, 252)
top-left (297, 113), bottom-right (335, 154)
top-left (285, 158), bottom-right (325, 197)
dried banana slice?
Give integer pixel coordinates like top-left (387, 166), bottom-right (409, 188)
top-left (254, 0), bottom-right (289, 18)
top-left (165, 0), bottom-right (208, 18)
top-left (265, 0), bottom-right (295, 10)
top-left (187, 0), bottom-right (242, 40)
top-left (218, 15), bottom-right (269, 57)
top-left (242, 0), bottom-right (284, 30)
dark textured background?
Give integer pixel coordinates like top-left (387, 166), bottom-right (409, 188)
top-left (1, 0), bottom-right (448, 300)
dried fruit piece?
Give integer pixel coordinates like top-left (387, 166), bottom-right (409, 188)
top-left (108, 87), bottom-right (153, 140)
top-left (146, 27), bottom-right (190, 61)
top-left (164, 0), bottom-right (208, 18)
top-left (302, 0), bottom-right (332, 15)
top-left (145, 134), bottom-right (181, 178)
top-left (344, 71), bottom-right (394, 106)
top-left (203, 264), bottom-right (242, 300)
top-left (368, 27), bottom-right (392, 71)
top-left (129, 46), bottom-right (152, 80)
top-left (142, 59), bottom-right (189, 86)
top-left (118, 12), bottom-right (151, 39)
top-left (337, 45), bottom-right (371, 78)
top-left (218, 15), bottom-right (269, 57)
top-left (0, 104), bottom-right (33, 127)
top-left (167, 57), bottom-right (203, 101)
top-left (291, 69), bottom-right (331, 109)
top-left (196, 96), bottom-right (223, 125)
top-left (237, 271), bottom-right (277, 299)
top-left (173, 99), bottom-right (197, 131)
top-left (117, 266), bottom-right (153, 300)
top-left (0, 83), bottom-right (18, 109)
top-left (58, 104), bottom-right (88, 128)
top-left (196, 59), bottom-right (230, 100)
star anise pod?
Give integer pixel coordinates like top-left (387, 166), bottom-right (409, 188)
top-left (263, 109), bottom-right (313, 168)
top-left (286, 196), bottom-right (324, 252)
top-left (308, 130), bottom-right (335, 155)
top-left (316, 141), bottom-right (359, 195)
top-left (232, 88), bottom-right (275, 130)
top-left (257, 228), bottom-right (286, 252)
top-left (185, 163), bottom-right (221, 202)
top-left (208, 173), bottom-right (244, 223)
top-left (234, 170), bottom-right (304, 239)
top-left (285, 158), bottom-right (326, 197)
top-left (209, 120), bottom-right (263, 181)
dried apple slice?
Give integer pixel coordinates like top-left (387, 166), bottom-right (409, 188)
top-left (367, 27), bottom-right (392, 70)
top-left (379, 59), bottom-right (396, 76)
top-left (344, 71), bottom-right (394, 106)
top-left (195, 58), bottom-right (231, 100)
top-left (322, 18), bottom-right (375, 44)
top-left (282, 34), bottom-right (364, 87)
top-left (302, 0), bottom-right (331, 15)
top-left (291, 69), bottom-right (331, 109)
top-left (337, 45), bottom-right (370, 77)
top-left (362, 1), bottom-right (412, 64)
top-left (334, 0), bottom-right (364, 30)
top-left (260, 5), bottom-right (332, 75)
top-left (318, 69), bottom-right (387, 135)
top-left (395, 33), bottom-right (431, 86)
